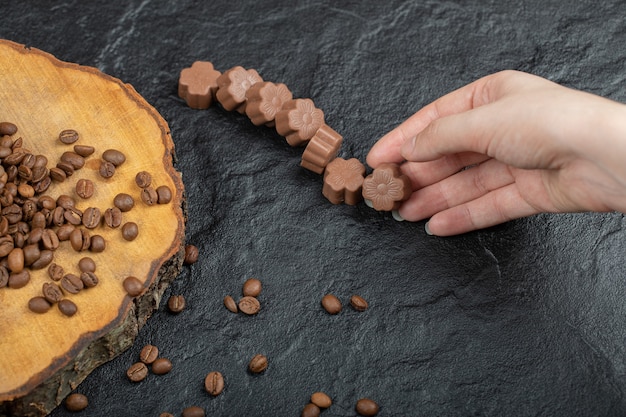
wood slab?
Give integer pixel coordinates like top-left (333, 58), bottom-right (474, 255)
top-left (0, 40), bottom-right (185, 416)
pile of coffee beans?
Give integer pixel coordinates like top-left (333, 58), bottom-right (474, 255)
top-left (223, 277), bottom-right (263, 315)
top-left (0, 121), bottom-right (174, 318)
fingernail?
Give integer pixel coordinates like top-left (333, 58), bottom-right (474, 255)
top-left (392, 210), bottom-right (404, 221)
top-left (424, 221), bottom-right (433, 235)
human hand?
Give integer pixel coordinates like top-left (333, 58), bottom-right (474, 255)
top-left (366, 70), bottom-right (626, 236)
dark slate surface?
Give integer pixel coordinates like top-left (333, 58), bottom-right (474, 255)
top-left (2, 1), bottom-right (626, 416)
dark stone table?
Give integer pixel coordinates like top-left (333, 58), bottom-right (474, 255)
top-left (2, 1), bottom-right (626, 416)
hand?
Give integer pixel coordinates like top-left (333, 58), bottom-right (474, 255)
top-left (366, 70), bottom-right (626, 236)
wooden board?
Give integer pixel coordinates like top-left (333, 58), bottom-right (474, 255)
top-left (0, 40), bottom-right (185, 416)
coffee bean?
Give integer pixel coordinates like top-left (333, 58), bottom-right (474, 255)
top-left (139, 344), bottom-right (159, 364)
top-left (58, 299), bottom-right (78, 317)
top-left (301, 403), bottom-right (321, 417)
top-left (11, 136), bottom-right (22, 149)
top-left (242, 278), bottom-right (262, 297)
top-left (350, 295), bottom-right (368, 312)
top-left (31, 211), bottom-right (47, 230)
top-left (2, 204), bottom-right (22, 224)
top-left (113, 193), bottom-right (134, 212)
top-left (56, 161), bottom-right (75, 177)
top-left (49, 167), bottom-right (67, 182)
top-left (167, 295), bottom-right (185, 313)
top-left (204, 371), bottom-right (224, 396)
top-left (88, 234), bottom-right (106, 252)
top-left (181, 406), bottom-right (205, 417)
top-left (41, 228), bottom-right (60, 250)
top-left (78, 257), bottom-right (96, 273)
top-left (98, 160), bottom-right (115, 178)
top-left (156, 185), bottom-right (172, 204)
top-left (58, 129), bottom-right (79, 144)
top-left (73, 144), bottom-right (95, 157)
top-left (151, 357), bottom-right (172, 375)
top-left (248, 354), bottom-right (268, 373)
top-left (159, 413), bottom-right (175, 417)
top-left (43, 282), bottom-right (63, 303)
top-left (238, 296), bottom-right (260, 315)
top-left (22, 243), bottom-right (40, 266)
top-left (82, 207), bottom-right (101, 229)
top-left (61, 273), bottom-right (84, 294)
top-left (321, 294), bottom-right (342, 315)
top-left (223, 295), bottom-right (238, 313)
top-left (48, 263), bottom-right (64, 280)
top-left (0, 122), bottom-right (17, 136)
top-left (31, 250), bottom-right (53, 270)
top-left (310, 392), bottom-right (332, 409)
top-left (64, 206), bottom-right (83, 226)
top-left (121, 222), bottom-right (138, 241)
top-left (60, 151), bottom-right (85, 169)
top-left (183, 244), bottom-right (198, 264)
top-left (123, 276), bottom-right (144, 297)
top-left (76, 178), bottom-right (94, 199)
top-left (140, 187), bottom-right (158, 206)
top-left (7, 247), bottom-right (24, 272)
top-left (126, 362), bottom-right (148, 382)
top-left (8, 270), bottom-right (30, 288)
top-left (355, 398), bottom-right (379, 416)
top-left (51, 206), bottom-right (65, 227)
top-left (104, 207), bottom-right (122, 228)
top-left (65, 393), bottom-right (88, 412)
top-left (3, 151), bottom-right (26, 165)
top-left (102, 149), bottom-right (126, 166)
top-left (31, 165), bottom-right (48, 183)
top-left (70, 228), bottom-right (90, 251)
top-left (135, 171), bottom-right (152, 188)
top-left (17, 183), bottom-right (35, 198)
top-left (0, 236), bottom-right (13, 257)
top-left (28, 296), bottom-right (51, 314)
top-left (17, 164), bottom-right (32, 181)
top-left (56, 224), bottom-right (76, 241)
top-left (0, 266), bottom-right (9, 288)
top-left (80, 271), bottom-right (99, 288)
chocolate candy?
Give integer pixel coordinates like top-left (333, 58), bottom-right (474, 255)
top-left (275, 98), bottom-right (325, 146)
top-left (322, 157), bottom-right (365, 205)
top-left (178, 61), bottom-right (222, 109)
top-left (216, 66), bottom-right (262, 113)
top-left (245, 81), bottom-right (293, 126)
top-left (301, 125), bottom-right (343, 174)
top-left (362, 163), bottom-right (411, 211)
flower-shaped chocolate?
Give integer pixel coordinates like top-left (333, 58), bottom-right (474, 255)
top-left (178, 61), bottom-right (221, 109)
top-left (322, 158), bottom-right (365, 205)
top-left (245, 81), bottom-right (293, 126)
top-left (275, 99), bottom-right (325, 146)
top-left (301, 124), bottom-right (343, 174)
top-left (215, 66), bottom-right (263, 113)
top-left (362, 163), bottom-right (411, 211)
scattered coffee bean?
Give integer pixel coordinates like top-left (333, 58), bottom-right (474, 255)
top-left (123, 276), bottom-right (144, 297)
top-left (301, 403), bottom-right (321, 417)
top-left (104, 207), bottom-right (122, 228)
top-left (181, 406), bottom-right (205, 417)
top-left (98, 160), bottom-right (115, 178)
top-left (355, 398), bottom-right (379, 416)
top-left (82, 207), bottom-right (101, 229)
top-left (49, 167), bottom-right (67, 182)
top-left (64, 206), bottom-right (83, 226)
top-left (7, 247), bottom-right (24, 272)
top-left (31, 250), bottom-right (53, 270)
top-left (58, 129), bottom-right (79, 144)
top-left (113, 193), bottom-right (134, 212)
top-left (183, 244), bottom-right (198, 264)
top-left (139, 344), bottom-right (159, 364)
top-left (8, 270), bottom-right (30, 289)
top-left (238, 296), bottom-right (260, 315)
top-left (61, 273), bottom-right (84, 294)
top-left (78, 257), bottom-right (96, 273)
top-left (65, 393), bottom-right (89, 412)
top-left (321, 294), bottom-right (342, 315)
top-left (28, 296), bottom-right (52, 314)
top-left (310, 392), bottom-right (332, 409)
top-left (70, 228), bottom-right (90, 251)
top-left (121, 222), bottom-right (139, 241)
top-left (126, 362), bottom-right (148, 382)
top-left (61, 151), bottom-right (85, 169)
top-left (48, 263), bottom-right (65, 280)
top-left (350, 295), bottom-right (368, 312)
top-left (156, 185), bottom-right (172, 204)
top-left (223, 295), bottom-right (238, 313)
top-left (58, 299), bottom-right (78, 317)
top-left (41, 228), bottom-right (60, 250)
top-left (75, 178), bottom-right (94, 199)
top-left (135, 171), bottom-right (152, 188)
top-left (22, 244), bottom-right (40, 266)
top-left (89, 234), bottom-right (106, 253)
top-left (140, 186), bottom-right (158, 206)
top-left (80, 271), bottom-right (99, 288)
top-left (102, 149), bottom-right (126, 166)
top-left (73, 144), bottom-right (95, 157)
top-left (167, 295), bottom-right (185, 313)
top-left (56, 224), bottom-right (76, 241)
top-left (151, 357), bottom-right (172, 375)
top-left (0, 122), bottom-right (17, 136)
top-left (43, 282), bottom-right (64, 303)
top-left (204, 371), bottom-right (225, 396)
top-left (242, 278), bottom-right (262, 297)
top-left (159, 413), bottom-right (174, 417)
top-left (248, 354), bottom-right (268, 373)
top-left (57, 194), bottom-right (75, 209)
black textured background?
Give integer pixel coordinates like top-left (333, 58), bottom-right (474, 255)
top-left (2, 1), bottom-right (626, 416)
